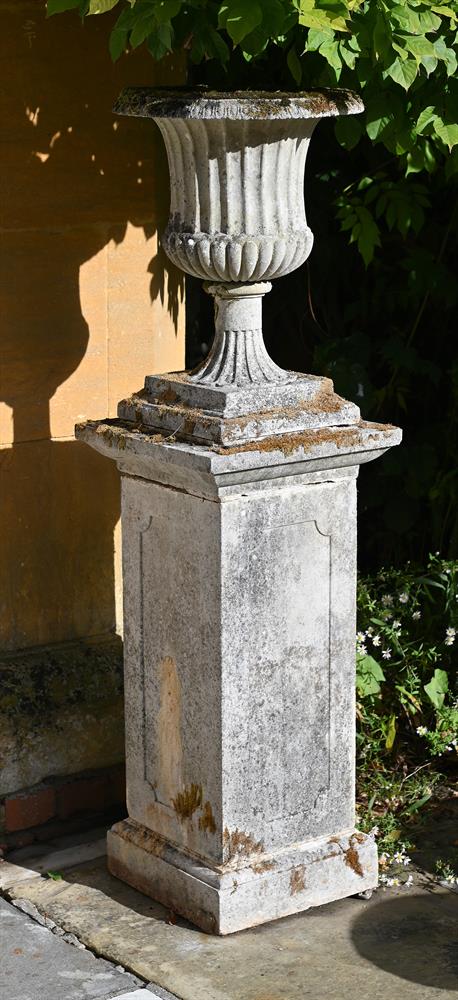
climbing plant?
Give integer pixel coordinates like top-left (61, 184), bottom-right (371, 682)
top-left (47, 0), bottom-right (458, 263)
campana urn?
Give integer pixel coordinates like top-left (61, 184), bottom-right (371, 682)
top-left (76, 87), bottom-right (402, 934)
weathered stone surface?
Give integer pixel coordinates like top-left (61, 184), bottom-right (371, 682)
top-left (113, 86), bottom-right (363, 425)
top-left (76, 416), bottom-right (401, 933)
top-left (0, 637), bottom-right (124, 796)
top-left (6, 857), bottom-right (458, 999)
top-left (108, 820), bottom-right (377, 934)
top-left (114, 87), bottom-right (364, 121)
top-left (119, 321), bottom-right (362, 442)
top-left (76, 418), bottom-right (401, 500)
top-left (0, 897), bottom-right (142, 1000)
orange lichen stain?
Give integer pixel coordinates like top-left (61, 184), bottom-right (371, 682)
top-left (290, 865), bottom-right (306, 895)
top-left (252, 859), bottom-right (276, 874)
top-left (172, 782), bottom-right (203, 820)
top-left (199, 800), bottom-right (217, 834)
top-left (157, 657), bottom-right (183, 807)
top-left (157, 385), bottom-right (178, 405)
top-left (223, 827), bottom-right (264, 863)
top-left (344, 835), bottom-right (364, 877)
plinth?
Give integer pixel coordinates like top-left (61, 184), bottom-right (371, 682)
top-left (76, 416), bottom-right (401, 934)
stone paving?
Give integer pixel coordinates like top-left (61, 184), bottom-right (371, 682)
top-left (1, 896), bottom-right (145, 1000)
top-left (1, 828), bottom-right (457, 1000)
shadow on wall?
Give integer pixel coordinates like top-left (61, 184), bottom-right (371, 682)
top-left (0, 6), bottom-right (184, 652)
top-left (351, 890), bottom-right (458, 991)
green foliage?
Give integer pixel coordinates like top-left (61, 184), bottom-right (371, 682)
top-left (46, 0), bottom-right (458, 266)
top-left (355, 555), bottom-right (457, 850)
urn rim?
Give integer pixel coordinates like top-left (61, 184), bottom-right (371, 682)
top-left (114, 86), bottom-right (364, 121)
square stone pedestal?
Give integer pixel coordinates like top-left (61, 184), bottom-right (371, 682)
top-left (76, 417), bottom-right (401, 934)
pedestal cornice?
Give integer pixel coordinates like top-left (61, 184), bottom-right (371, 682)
top-left (75, 417), bottom-right (402, 498)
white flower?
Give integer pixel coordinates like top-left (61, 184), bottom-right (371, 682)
top-left (382, 649), bottom-right (392, 660)
top-left (416, 725), bottom-right (428, 736)
top-left (372, 635), bottom-right (381, 647)
top-left (412, 610), bottom-right (421, 620)
top-left (392, 620), bottom-right (401, 630)
top-left (356, 631), bottom-right (366, 643)
top-left (445, 627), bottom-right (456, 646)
top-left (404, 874), bottom-right (413, 887)
top-left (399, 592), bottom-right (409, 604)
top-left (382, 594), bottom-right (394, 606)
top-left (357, 643), bottom-right (367, 655)
top-left (366, 626), bottom-right (374, 636)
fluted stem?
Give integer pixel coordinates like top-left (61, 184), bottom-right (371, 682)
top-left (188, 283), bottom-right (288, 387)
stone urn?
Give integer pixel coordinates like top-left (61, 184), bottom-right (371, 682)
top-left (114, 87), bottom-right (364, 446)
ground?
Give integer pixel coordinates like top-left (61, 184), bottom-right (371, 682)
top-left (1, 825), bottom-right (457, 1000)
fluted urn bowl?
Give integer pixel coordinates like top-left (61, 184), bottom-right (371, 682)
top-left (114, 88), bottom-right (363, 286)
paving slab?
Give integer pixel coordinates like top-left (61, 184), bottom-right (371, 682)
top-left (0, 897), bottom-right (143, 1000)
top-left (5, 856), bottom-right (458, 1000)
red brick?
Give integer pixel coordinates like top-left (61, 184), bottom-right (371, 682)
top-left (56, 766), bottom-right (125, 820)
top-left (5, 787), bottom-right (55, 832)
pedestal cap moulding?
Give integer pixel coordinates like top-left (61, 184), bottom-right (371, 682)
top-left (76, 86), bottom-right (402, 935)
top-left (114, 87), bottom-right (365, 445)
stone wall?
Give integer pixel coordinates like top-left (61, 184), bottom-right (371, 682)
top-left (0, 2), bottom-right (185, 840)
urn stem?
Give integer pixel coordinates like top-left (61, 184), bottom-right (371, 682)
top-left (188, 282), bottom-right (288, 387)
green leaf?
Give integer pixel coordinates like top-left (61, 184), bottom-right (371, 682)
top-left (334, 114), bottom-right (364, 150)
top-left (405, 790), bottom-right (433, 814)
top-left (154, 1), bottom-right (182, 24)
top-left (259, 0), bottom-right (286, 36)
top-left (318, 37), bottom-right (342, 76)
top-left (130, 12), bottom-right (156, 47)
top-left (306, 27), bottom-right (334, 50)
top-left (47, 0), bottom-right (80, 13)
top-left (191, 21), bottom-right (230, 64)
top-left (398, 34), bottom-right (437, 60)
top-left (356, 653), bottom-right (385, 696)
top-left (386, 56), bottom-right (418, 89)
top-left (424, 668), bottom-right (449, 709)
top-left (88, 0), bottom-right (120, 12)
top-left (416, 106), bottom-right (438, 133)
top-left (385, 828), bottom-right (402, 842)
top-left (109, 25), bottom-right (129, 59)
top-left (434, 36), bottom-right (458, 73)
top-left (147, 21), bottom-right (173, 58)
top-left (366, 107), bottom-right (393, 141)
top-left (434, 118), bottom-right (458, 149)
top-left (299, 0), bottom-right (349, 32)
top-left (287, 46), bottom-right (302, 84)
top-left (240, 25), bottom-right (269, 56)
top-left (218, 0), bottom-right (263, 44)
top-left (385, 713), bottom-right (397, 750)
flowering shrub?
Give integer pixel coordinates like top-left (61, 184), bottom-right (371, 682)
top-left (356, 554), bottom-right (458, 850)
